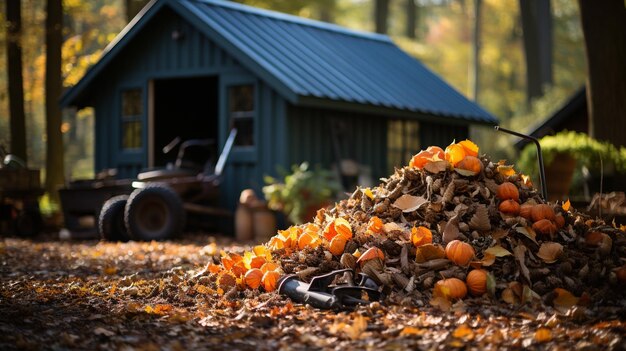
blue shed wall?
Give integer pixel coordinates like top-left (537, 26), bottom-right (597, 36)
top-left (87, 7), bottom-right (288, 210)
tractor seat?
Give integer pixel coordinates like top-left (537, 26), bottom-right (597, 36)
top-left (136, 168), bottom-right (197, 181)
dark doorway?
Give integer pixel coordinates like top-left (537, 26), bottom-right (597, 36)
top-left (152, 76), bottom-right (218, 168)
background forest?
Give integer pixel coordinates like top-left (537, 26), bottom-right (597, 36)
top-left (0, 0), bottom-right (586, 182)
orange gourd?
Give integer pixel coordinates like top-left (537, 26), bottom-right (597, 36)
top-left (456, 155), bottom-right (483, 174)
top-left (466, 269), bottom-right (488, 296)
top-left (445, 240), bottom-right (475, 266)
top-left (519, 203), bottom-right (533, 220)
top-left (244, 268), bottom-right (263, 289)
top-left (262, 270), bottom-right (281, 292)
top-left (499, 199), bottom-right (520, 216)
top-left (497, 182), bottom-right (519, 202)
top-left (329, 235), bottom-right (347, 256)
top-left (554, 214), bottom-right (565, 229)
top-left (435, 278), bottom-right (468, 299)
top-left (585, 231), bottom-right (605, 246)
top-left (532, 219), bottom-right (557, 236)
top-left (531, 204), bottom-right (556, 222)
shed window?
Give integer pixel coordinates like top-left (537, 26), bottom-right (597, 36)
top-left (228, 85), bottom-right (254, 146)
top-left (121, 89), bottom-right (143, 150)
top-left (387, 119), bottom-right (420, 172)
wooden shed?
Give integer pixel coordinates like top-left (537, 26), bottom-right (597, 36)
top-left (61, 0), bottom-right (497, 210)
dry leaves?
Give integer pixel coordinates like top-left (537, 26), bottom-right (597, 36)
top-left (392, 195), bottom-right (428, 212)
top-left (536, 242), bottom-right (564, 263)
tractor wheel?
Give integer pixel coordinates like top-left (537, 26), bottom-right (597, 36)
top-left (124, 184), bottom-right (185, 241)
top-left (99, 195), bottom-right (130, 242)
top-left (14, 208), bottom-right (42, 237)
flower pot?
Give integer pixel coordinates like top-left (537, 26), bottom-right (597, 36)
top-left (545, 153), bottom-right (576, 202)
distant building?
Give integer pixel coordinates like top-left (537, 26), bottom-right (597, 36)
top-left (61, 0), bottom-right (497, 209)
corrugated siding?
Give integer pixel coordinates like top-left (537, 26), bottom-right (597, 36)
top-left (92, 7), bottom-right (249, 178)
top-left (419, 122), bottom-right (469, 149)
top-left (180, 0), bottom-right (496, 124)
top-left (287, 105), bottom-right (387, 182)
top-left (219, 81), bottom-right (287, 210)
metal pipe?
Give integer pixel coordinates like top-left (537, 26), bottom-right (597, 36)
top-left (494, 126), bottom-right (548, 200)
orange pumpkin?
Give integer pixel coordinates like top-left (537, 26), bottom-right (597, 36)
top-left (519, 203), bottom-right (533, 220)
top-left (497, 182), bottom-right (520, 202)
top-left (466, 269), bottom-right (488, 296)
top-left (456, 155), bottom-right (483, 174)
top-left (329, 235), bottom-right (347, 256)
top-left (445, 240), bottom-right (475, 266)
top-left (531, 204), bottom-right (556, 222)
top-left (585, 231), bottom-right (605, 246)
top-left (499, 199), bottom-right (520, 216)
top-left (262, 270), bottom-right (281, 292)
top-left (434, 278), bottom-right (468, 299)
top-left (244, 268), bottom-right (264, 289)
top-left (554, 214), bottom-right (565, 229)
top-left (532, 219), bottom-right (557, 236)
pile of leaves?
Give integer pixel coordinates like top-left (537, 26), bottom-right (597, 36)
top-left (209, 140), bottom-right (626, 313)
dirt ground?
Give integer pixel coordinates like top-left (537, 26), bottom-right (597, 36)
top-left (1, 233), bottom-right (625, 351)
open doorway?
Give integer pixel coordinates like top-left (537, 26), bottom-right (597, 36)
top-left (151, 76), bottom-right (218, 168)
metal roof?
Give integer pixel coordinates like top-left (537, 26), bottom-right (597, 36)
top-left (62, 0), bottom-right (497, 124)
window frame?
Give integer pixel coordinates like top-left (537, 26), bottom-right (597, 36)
top-left (387, 119), bottom-right (420, 173)
top-left (120, 87), bottom-right (144, 152)
top-left (220, 74), bottom-right (258, 163)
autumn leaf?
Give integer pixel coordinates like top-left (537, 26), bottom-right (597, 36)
top-left (481, 253), bottom-right (496, 266)
top-left (383, 222), bottom-right (405, 234)
top-left (496, 164), bottom-right (516, 177)
top-left (535, 328), bottom-right (553, 343)
top-left (330, 315), bottom-right (368, 340)
top-left (469, 205), bottom-right (491, 232)
top-left (562, 199), bottom-right (571, 212)
top-left (392, 195), bottom-right (428, 212)
top-left (424, 160), bottom-right (450, 174)
top-left (363, 188), bottom-right (374, 200)
top-left (516, 226), bottom-right (538, 245)
top-left (411, 226), bottom-right (433, 247)
top-left (442, 216), bottom-right (460, 243)
top-left (399, 326), bottom-right (425, 336)
top-left (414, 244), bottom-right (446, 263)
top-left (103, 266), bottom-right (117, 275)
top-left (536, 242), bottom-right (563, 263)
top-left (553, 288), bottom-right (579, 313)
top-left (452, 324), bottom-right (474, 340)
top-left (513, 245), bottom-right (531, 284)
top-left (454, 168), bottom-right (479, 177)
top-left (484, 245), bottom-right (512, 257)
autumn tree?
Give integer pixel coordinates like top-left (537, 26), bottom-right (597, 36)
top-left (405, 0), bottom-right (417, 39)
top-left (577, 0), bottom-right (626, 148)
top-left (45, 0), bottom-right (64, 201)
top-left (5, 0), bottom-right (27, 162)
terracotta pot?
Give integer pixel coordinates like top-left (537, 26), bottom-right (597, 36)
top-left (253, 209), bottom-right (277, 242)
top-left (545, 153), bottom-right (576, 202)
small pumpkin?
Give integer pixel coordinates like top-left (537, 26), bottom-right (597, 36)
top-left (497, 182), bottom-right (520, 202)
top-left (329, 235), bottom-right (347, 256)
top-left (531, 204), bottom-right (556, 222)
top-left (244, 268), bottom-right (264, 289)
top-left (519, 203), bottom-right (533, 220)
top-left (434, 278), bottom-right (468, 299)
top-left (456, 155), bottom-right (483, 174)
top-left (532, 219), bottom-right (557, 236)
top-left (466, 269), bottom-right (488, 296)
top-left (445, 240), bottom-right (475, 266)
top-left (499, 199), bottom-right (520, 216)
top-left (262, 270), bottom-right (281, 292)
top-left (585, 231), bottom-right (605, 246)
top-left (554, 214), bottom-right (565, 229)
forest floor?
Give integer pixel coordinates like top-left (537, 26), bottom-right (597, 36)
top-left (1, 233), bottom-right (625, 351)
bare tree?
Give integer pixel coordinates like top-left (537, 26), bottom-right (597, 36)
top-left (578, 0), bottom-right (626, 148)
top-left (5, 0), bottom-right (27, 162)
top-left (519, 0), bottom-right (553, 104)
top-left (45, 0), bottom-right (64, 201)
top-left (406, 0), bottom-right (417, 39)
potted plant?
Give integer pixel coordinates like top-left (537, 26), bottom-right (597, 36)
top-left (262, 163), bottom-right (341, 224)
top-left (518, 131), bottom-right (626, 200)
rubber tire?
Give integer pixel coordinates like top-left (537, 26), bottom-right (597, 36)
top-left (99, 195), bottom-right (130, 242)
top-left (14, 209), bottom-right (42, 237)
top-left (124, 184), bottom-right (185, 241)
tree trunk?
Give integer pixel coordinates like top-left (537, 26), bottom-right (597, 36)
top-left (578, 0), bottom-right (626, 148)
top-left (125, 0), bottom-right (151, 23)
top-left (519, 0), bottom-right (553, 105)
top-left (374, 0), bottom-right (389, 34)
top-left (406, 0), bottom-right (417, 39)
top-left (468, 0), bottom-right (482, 101)
top-left (5, 0), bottom-right (27, 163)
top-left (318, 0), bottom-right (336, 23)
top-left (45, 0), bottom-right (64, 202)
